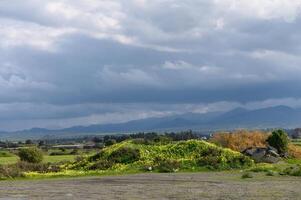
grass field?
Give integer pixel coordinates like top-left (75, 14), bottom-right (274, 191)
top-left (0, 155), bottom-right (76, 164)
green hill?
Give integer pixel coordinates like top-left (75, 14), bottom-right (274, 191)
top-left (70, 140), bottom-right (254, 173)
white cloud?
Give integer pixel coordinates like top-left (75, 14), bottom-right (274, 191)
top-left (215, 0), bottom-right (301, 22)
top-left (1, 0), bottom-right (301, 130)
top-left (0, 18), bottom-right (75, 51)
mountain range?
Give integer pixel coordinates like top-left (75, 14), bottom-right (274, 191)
top-left (1, 105), bottom-right (301, 140)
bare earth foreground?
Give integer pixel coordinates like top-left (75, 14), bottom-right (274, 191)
top-left (0, 172), bottom-right (300, 200)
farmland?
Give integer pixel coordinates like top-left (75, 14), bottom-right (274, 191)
top-left (0, 155), bottom-right (76, 165)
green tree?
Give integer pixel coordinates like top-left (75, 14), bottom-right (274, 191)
top-left (105, 139), bottom-right (116, 147)
top-left (266, 129), bottom-right (289, 155)
top-left (18, 147), bottom-right (44, 163)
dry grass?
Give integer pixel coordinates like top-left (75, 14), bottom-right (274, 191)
top-left (288, 144), bottom-right (301, 159)
top-left (210, 130), bottom-right (270, 152)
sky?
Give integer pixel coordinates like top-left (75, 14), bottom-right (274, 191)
top-left (1, 0), bottom-right (301, 131)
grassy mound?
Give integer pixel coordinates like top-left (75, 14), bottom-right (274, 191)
top-left (69, 140), bottom-right (254, 173)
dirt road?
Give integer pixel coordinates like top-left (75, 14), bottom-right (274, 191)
top-left (0, 172), bottom-right (300, 200)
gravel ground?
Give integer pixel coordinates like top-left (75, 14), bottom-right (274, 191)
top-left (0, 172), bottom-right (300, 200)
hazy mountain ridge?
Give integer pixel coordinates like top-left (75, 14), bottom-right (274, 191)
top-left (1, 105), bottom-right (301, 140)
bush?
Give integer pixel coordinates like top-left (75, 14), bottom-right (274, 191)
top-left (249, 163), bottom-right (275, 172)
top-left (0, 165), bottom-right (24, 179)
top-left (198, 156), bottom-right (222, 169)
top-left (18, 147), bottom-right (44, 163)
top-left (281, 165), bottom-right (301, 176)
top-left (155, 158), bottom-right (180, 173)
top-left (132, 138), bottom-right (154, 145)
top-left (88, 151), bottom-right (105, 162)
top-left (108, 147), bottom-right (140, 164)
top-left (266, 170), bottom-right (277, 176)
top-left (49, 151), bottom-right (69, 156)
top-left (266, 129), bottom-right (289, 155)
top-left (228, 155), bottom-right (254, 169)
top-left (200, 147), bottom-right (222, 157)
top-left (197, 146), bottom-right (253, 170)
top-left (15, 161), bottom-right (61, 173)
top-left (241, 172), bottom-right (253, 179)
top-left (211, 130), bottom-right (269, 151)
top-left (88, 160), bottom-right (114, 170)
top-left (153, 136), bottom-right (172, 144)
top-left (0, 161), bottom-right (61, 179)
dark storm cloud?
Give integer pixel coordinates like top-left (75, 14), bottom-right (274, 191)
top-left (1, 0), bottom-right (301, 130)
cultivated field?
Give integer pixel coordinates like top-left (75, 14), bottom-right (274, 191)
top-left (0, 155), bottom-right (76, 165)
top-left (0, 172), bottom-right (300, 200)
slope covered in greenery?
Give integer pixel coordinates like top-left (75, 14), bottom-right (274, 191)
top-left (69, 140), bottom-right (254, 173)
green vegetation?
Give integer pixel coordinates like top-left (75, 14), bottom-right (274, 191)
top-left (69, 140), bottom-right (253, 173)
top-left (0, 155), bottom-right (76, 165)
top-left (241, 172), bottom-right (253, 179)
top-left (266, 170), bottom-right (277, 176)
top-left (0, 156), bottom-right (19, 165)
top-left (105, 139), bottom-right (116, 146)
top-left (0, 129), bottom-right (301, 180)
top-left (267, 129), bottom-right (289, 154)
top-left (18, 147), bottom-right (44, 163)
top-left (0, 151), bottom-right (14, 157)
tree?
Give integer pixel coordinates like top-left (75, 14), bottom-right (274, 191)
top-left (18, 147), bottom-right (44, 163)
top-left (266, 129), bottom-right (289, 155)
top-left (292, 128), bottom-right (301, 139)
top-left (38, 140), bottom-right (45, 147)
top-left (105, 139), bottom-right (116, 147)
top-left (25, 139), bottom-right (33, 145)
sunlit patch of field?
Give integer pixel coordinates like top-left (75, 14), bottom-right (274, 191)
top-left (0, 155), bottom-right (76, 165)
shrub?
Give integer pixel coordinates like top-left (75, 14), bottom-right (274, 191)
top-left (108, 147), bottom-right (140, 164)
top-left (267, 129), bottom-right (289, 155)
top-left (281, 165), bottom-right (301, 176)
top-left (132, 138), bottom-right (154, 145)
top-left (155, 158), bottom-right (180, 173)
top-left (70, 155), bottom-right (89, 170)
top-left (266, 170), bottom-right (277, 176)
top-left (88, 151), bottom-right (105, 162)
top-left (70, 149), bottom-right (79, 155)
top-left (0, 161), bottom-right (61, 179)
top-left (18, 147), bottom-right (44, 163)
top-left (241, 172), bottom-right (253, 179)
top-left (211, 130), bottom-right (269, 151)
top-left (200, 147), bottom-right (222, 157)
top-left (228, 155), bottom-right (254, 169)
top-left (15, 161), bottom-right (61, 173)
top-left (88, 160), bottom-right (114, 170)
top-left (197, 147), bottom-right (253, 170)
top-left (153, 136), bottom-right (172, 144)
top-left (0, 165), bottom-right (24, 179)
top-left (249, 163), bottom-right (275, 172)
top-left (49, 151), bottom-right (69, 156)
top-left (198, 156), bottom-right (222, 169)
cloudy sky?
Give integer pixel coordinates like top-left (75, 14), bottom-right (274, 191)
top-left (1, 0), bottom-right (301, 131)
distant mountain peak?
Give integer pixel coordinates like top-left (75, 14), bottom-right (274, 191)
top-left (1, 105), bottom-right (301, 140)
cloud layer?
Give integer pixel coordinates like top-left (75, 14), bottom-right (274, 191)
top-left (1, 0), bottom-right (301, 130)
